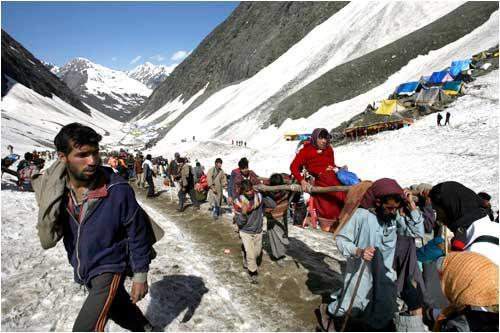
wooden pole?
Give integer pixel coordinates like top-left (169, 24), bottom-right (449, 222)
top-left (341, 261), bottom-right (367, 332)
top-left (253, 183), bottom-right (351, 193)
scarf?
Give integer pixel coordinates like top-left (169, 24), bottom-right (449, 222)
top-left (433, 251), bottom-right (499, 331)
top-left (234, 192), bottom-right (263, 214)
top-left (430, 181), bottom-right (487, 249)
top-left (359, 178), bottom-right (406, 209)
top-left (310, 128), bottom-right (331, 150)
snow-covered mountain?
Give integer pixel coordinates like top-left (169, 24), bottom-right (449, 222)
top-left (42, 61), bottom-right (60, 75)
top-left (127, 62), bottom-right (176, 89)
top-left (1, 3), bottom-right (499, 330)
top-left (1, 75), bottom-right (123, 155)
top-left (136, 2), bottom-right (498, 145)
top-left (57, 58), bottom-right (152, 121)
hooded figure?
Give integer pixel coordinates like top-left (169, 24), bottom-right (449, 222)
top-left (429, 181), bottom-right (499, 265)
top-left (326, 178), bottom-right (424, 330)
top-left (290, 128), bottom-right (346, 229)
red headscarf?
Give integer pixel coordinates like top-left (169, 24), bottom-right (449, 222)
top-left (359, 178), bottom-right (406, 209)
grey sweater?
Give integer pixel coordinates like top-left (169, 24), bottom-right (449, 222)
top-left (236, 195), bottom-right (276, 234)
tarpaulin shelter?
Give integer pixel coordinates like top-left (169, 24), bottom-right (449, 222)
top-left (428, 71), bottom-right (454, 85)
top-left (442, 81), bottom-right (465, 95)
top-left (344, 119), bottom-right (414, 139)
top-left (375, 99), bottom-right (406, 115)
top-left (415, 87), bottom-right (452, 106)
top-left (419, 75), bottom-right (431, 84)
top-left (395, 81), bottom-right (423, 96)
top-left (449, 59), bottom-right (472, 77)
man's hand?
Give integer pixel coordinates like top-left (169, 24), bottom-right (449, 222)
top-left (130, 281), bottom-right (148, 304)
top-left (404, 189), bottom-right (417, 211)
top-left (356, 246), bottom-right (375, 262)
top-left (300, 179), bottom-right (310, 193)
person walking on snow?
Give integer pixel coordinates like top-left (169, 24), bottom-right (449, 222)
top-left (444, 111), bottom-right (451, 126)
top-left (207, 158), bottom-right (227, 219)
top-left (234, 179), bottom-right (276, 284)
top-left (437, 113), bottom-right (443, 126)
top-left (143, 154), bottom-right (156, 198)
top-left (32, 123), bottom-right (162, 331)
top-left (176, 157), bottom-right (200, 212)
top-left (320, 178), bottom-right (424, 331)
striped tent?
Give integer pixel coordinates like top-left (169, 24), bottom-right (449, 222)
top-left (442, 81), bottom-right (465, 95)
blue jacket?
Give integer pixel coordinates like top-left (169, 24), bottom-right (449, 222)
top-left (62, 167), bottom-right (151, 285)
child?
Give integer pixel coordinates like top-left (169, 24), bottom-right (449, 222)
top-left (233, 179), bottom-right (276, 284)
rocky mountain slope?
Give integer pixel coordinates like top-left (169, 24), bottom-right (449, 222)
top-left (1, 30), bottom-right (89, 115)
top-left (137, 1), bottom-right (349, 119)
top-left (135, 1), bottom-right (498, 145)
top-left (58, 58), bottom-right (151, 121)
top-left (127, 62), bottom-right (175, 89)
top-left (268, 1), bottom-right (499, 127)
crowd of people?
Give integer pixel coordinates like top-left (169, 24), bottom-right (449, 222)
top-left (4, 123), bottom-right (498, 332)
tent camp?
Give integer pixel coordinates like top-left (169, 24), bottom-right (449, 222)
top-left (428, 71), bottom-right (454, 85)
top-left (419, 75), bottom-right (431, 84)
top-left (449, 59), bottom-right (472, 77)
top-left (395, 81), bottom-right (423, 96)
top-left (442, 81), bottom-right (465, 95)
top-left (415, 87), bottom-right (452, 106)
top-left (375, 99), bottom-right (406, 115)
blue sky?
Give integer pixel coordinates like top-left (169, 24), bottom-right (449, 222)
top-left (1, 1), bottom-right (239, 71)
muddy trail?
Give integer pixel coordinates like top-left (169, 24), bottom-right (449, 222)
top-left (134, 183), bottom-right (346, 331)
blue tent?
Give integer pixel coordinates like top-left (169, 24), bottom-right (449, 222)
top-left (449, 59), bottom-right (472, 77)
top-left (428, 71), bottom-right (454, 84)
top-left (395, 81), bottom-right (422, 95)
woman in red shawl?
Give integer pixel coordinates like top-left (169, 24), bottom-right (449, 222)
top-left (290, 128), bottom-right (346, 230)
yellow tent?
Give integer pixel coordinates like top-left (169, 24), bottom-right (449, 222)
top-left (375, 99), bottom-right (406, 115)
top-left (283, 131), bottom-right (298, 141)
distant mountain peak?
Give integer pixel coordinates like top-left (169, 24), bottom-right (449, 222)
top-left (57, 58), bottom-right (151, 121)
top-left (127, 62), bottom-right (177, 89)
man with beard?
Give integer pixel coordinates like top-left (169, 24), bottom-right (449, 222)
top-left (321, 178), bottom-right (424, 331)
top-left (32, 123), bottom-right (157, 331)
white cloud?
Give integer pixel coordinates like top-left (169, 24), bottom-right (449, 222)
top-left (111, 57), bottom-right (117, 62)
top-left (130, 56), bottom-right (142, 64)
top-left (171, 50), bottom-right (190, 61)
top-left (150, 54), bottom-right (165, 62)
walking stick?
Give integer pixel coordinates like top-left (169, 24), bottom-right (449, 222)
top-left (340, 261), bottom-right (367, 332)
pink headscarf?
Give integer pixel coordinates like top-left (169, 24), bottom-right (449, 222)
top-left (310, 128), bottom-right (331, 150)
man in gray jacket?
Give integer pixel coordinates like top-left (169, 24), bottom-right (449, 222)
top-left (233, 180), bottom-right (276, 284)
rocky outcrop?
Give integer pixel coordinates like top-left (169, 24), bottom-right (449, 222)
top-left (1, 30), bottom-right (89, 115)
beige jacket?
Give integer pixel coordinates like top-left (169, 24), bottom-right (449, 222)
top-left (32, 160), bottom-right (165, 250)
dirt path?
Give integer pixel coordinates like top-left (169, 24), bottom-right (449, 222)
top-left (135, 183), bottom-right (346, 331)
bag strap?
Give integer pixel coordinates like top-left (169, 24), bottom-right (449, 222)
top-left (470, 235), bottom-right (499, 246)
